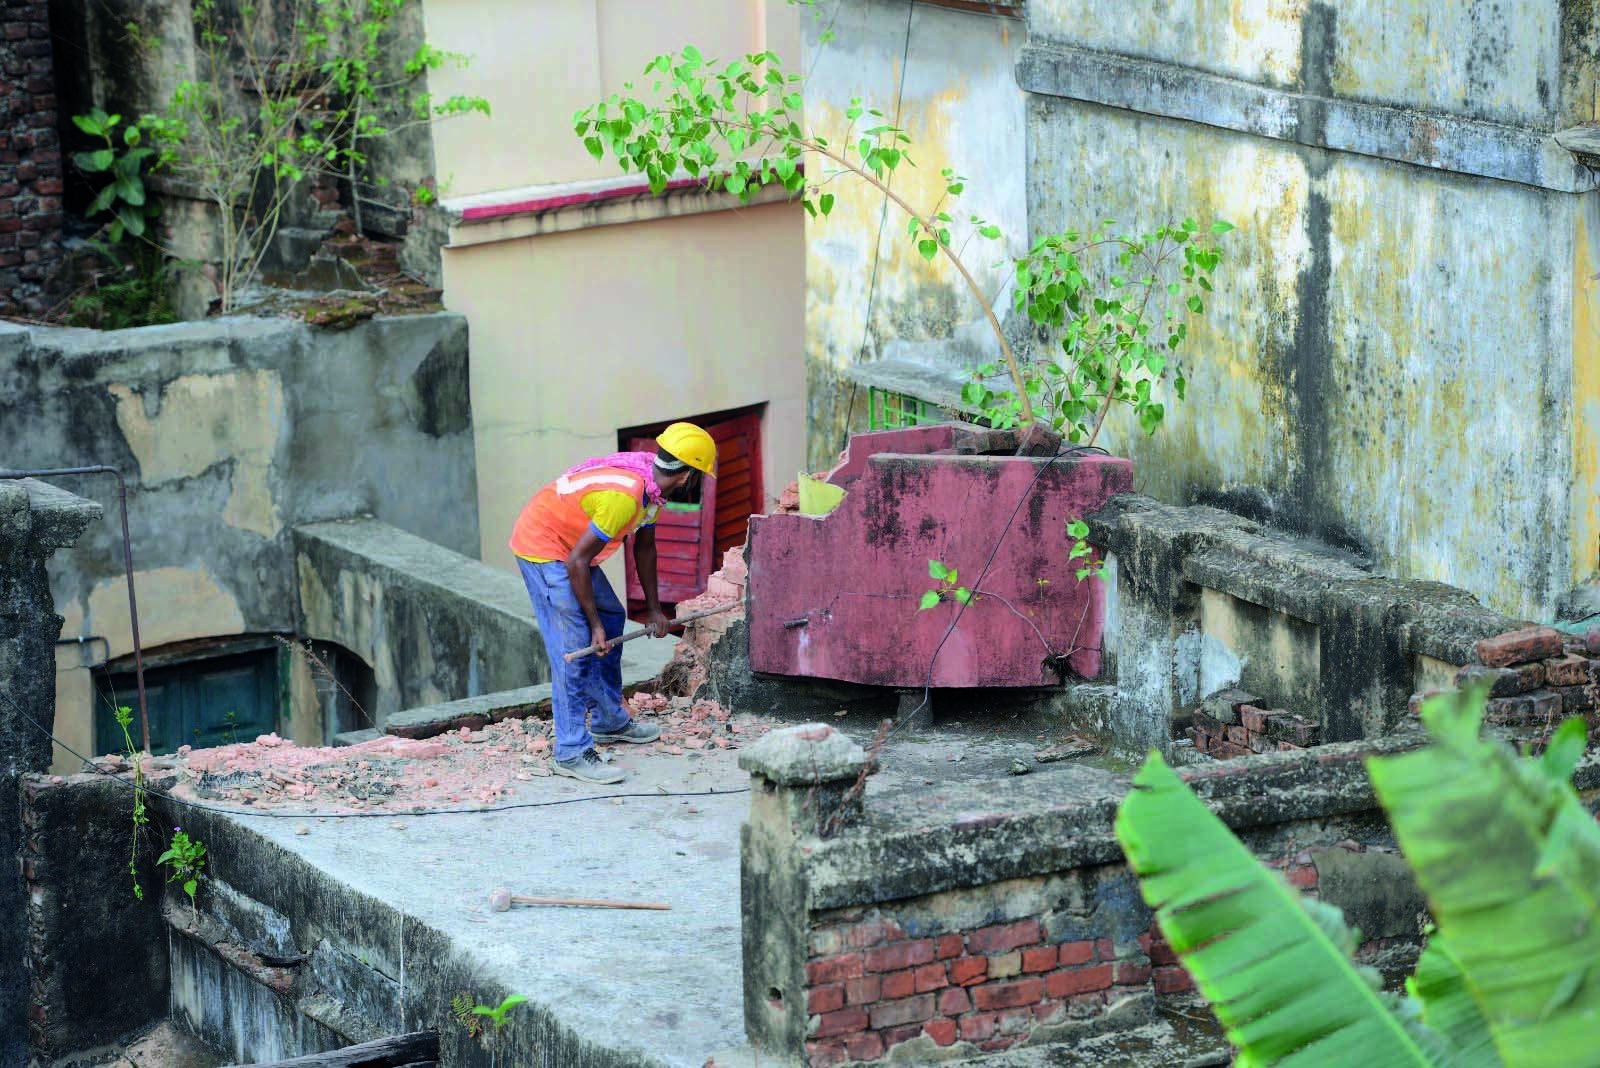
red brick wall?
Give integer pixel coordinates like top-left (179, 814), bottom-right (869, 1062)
top-left (0, 0), bottom-right (63, 316)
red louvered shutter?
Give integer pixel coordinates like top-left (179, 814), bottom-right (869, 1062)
top-left (623, 436), bottom-right (717, 608)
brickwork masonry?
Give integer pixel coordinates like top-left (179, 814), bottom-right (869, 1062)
top-left (0, 0), bottom-right (64, 315)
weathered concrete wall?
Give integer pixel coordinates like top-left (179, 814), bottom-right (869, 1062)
top-left (21, 773), bottom-right (169, 1060)
top-left (0, 478), bottom-right (100, 1066)
top-left (740, 722), bottom-right (1600, 1066)
top-left (1020, 0), bottom-right (1600, 621)
top-left (802, 0), bottom-right (1029, 467)
top-left (0, 314), bottom-right (478, 763)
top-left (293, 518), bottom-right (545, 729)
top-left (1088, 495), bottom-right (1527, 754)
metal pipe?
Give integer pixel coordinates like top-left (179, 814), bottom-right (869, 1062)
top-left (0, 466), bottom-right (151, 753)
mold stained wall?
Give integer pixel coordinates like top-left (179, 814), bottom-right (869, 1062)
top-left (1023, 0), bottom-right (1600, 620)
top-left (801, 1), bottom-right (1028, 469)
top-left (421, 0), bottom-right (808, 585)
top-left (0, 317), bottom-right (478, 769)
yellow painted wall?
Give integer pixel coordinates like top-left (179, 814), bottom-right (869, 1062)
top-left (442, 202), bottom-right (808, 584)
top-left (422, 0), bottom-right (801, 197)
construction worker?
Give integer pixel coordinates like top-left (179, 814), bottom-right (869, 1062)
top-left (510, 423), bottom-right (718, 784)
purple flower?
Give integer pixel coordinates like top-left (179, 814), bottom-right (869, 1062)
top-left (173, 825), bottom-right (182, 833)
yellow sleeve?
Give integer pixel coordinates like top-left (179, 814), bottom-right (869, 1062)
top-left (581, 489), bottom-right (643, 541)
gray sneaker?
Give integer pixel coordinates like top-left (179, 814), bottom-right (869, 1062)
top-left (592, 719), bottom-right (662, 745)
top-left (553, 749), bottom-right (625, 784)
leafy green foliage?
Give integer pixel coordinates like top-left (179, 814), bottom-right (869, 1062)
top-left (157, 827), bottom-right (207, 913)
top-left (136, 0), bottom-right (488, 311)
top-left (967, 218), bottom-right (1232, 446)
top-left (1116, 686), bottom-right (1600, 1066)
top-left (471, 994), bottom-right (528, 1030)
top-left (63, 240), bottom-right (181, 330)
top-left (110, 704), bottom-right (149, 900)
top-left (1065, 518), bottom-right (1108, 582)
top-left (920, 559), bottom-right (972, 610)
top-left (70, 108), bottom-right (160, 243)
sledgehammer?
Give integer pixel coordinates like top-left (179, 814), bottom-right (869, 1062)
top-left (563, 602), bottom-right (739, 663)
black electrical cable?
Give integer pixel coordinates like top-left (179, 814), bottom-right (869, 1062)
top-left (13, 708), bottom-right (747, 820)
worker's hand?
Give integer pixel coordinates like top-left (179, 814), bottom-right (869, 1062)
top-left (643, 608), bottom-right (672, 638)
top-left (589, 623), bottom-right (611, 656)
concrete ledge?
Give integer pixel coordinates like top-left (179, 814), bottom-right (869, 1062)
top-left (1017, 43), bottom-right (1596, 193)
top-left (0, 478), bottom-right (102, 554)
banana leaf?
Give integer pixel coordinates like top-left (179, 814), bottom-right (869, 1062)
top-left (1115, 753), bottom-right (1445, 1066)
top-left (1368, 693), bottom-right (1600, 1067)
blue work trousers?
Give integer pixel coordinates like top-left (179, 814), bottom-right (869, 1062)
top-left (517, 558), bottom-right (630, 761)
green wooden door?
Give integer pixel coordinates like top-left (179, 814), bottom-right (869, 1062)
top-left (95, 645), bottom-right (281, 756)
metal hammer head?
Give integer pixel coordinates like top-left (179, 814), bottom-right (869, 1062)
top-left (487, 886), bottom-right (512, 913)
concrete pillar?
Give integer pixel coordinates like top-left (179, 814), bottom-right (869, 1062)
top-left (0, 479), bottom-right (100, 1064)
top-left (738, 724), bottom-right (872, 1059)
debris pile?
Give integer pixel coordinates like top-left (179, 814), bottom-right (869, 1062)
top-left (150, 696), bottom-right (767, 814)
top-left (662, 545), bottom-right (748, 697)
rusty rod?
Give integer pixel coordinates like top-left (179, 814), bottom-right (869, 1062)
top-left (563, 602), bottom-right (738, 663)
top-left (0, 466), bottom-right (151, 753)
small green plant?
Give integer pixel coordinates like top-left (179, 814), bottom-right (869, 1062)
top-left (451, 993), bottom-right (484, 1039)
top-left (919, 559), bottom-right (972, 611)
top-left (453, 993), bottom-right (525, 1067)
top-left (1066, 519), bottom-right (1109, 582)
top-left (157, 826), bottom-right (206, 921)
top-left (110, 704), bottom-right (150, 900)
top-left (472, 994), bottom-right (527, 1031)
top-left (223, 709), bottom-right (240, 746)
top-left (71, 108), bottom-right (160, 243)
top-left (1115, 686), bottom-right (1600, 1066)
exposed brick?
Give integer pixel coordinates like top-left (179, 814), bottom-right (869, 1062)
top-left (1286, 864), bottom-right (1318, 890)
top-left (998, 1006), bottom-right (1034, 1034)
top-left (1201, 688), bottom-right (1255, 724)
top-left (1277, 740), bottom-right (1305, 751)
top-left (936, 933), bottom-right (963, 959)
top-left (960, 1013), bottom-right (998, 1041)
top-left (841, 1031), bottom-right (884, 1061)
top-left (1266, 714), bottom-right (1319, 746)
top-left (949, 956), bottom-right (987, 986)
top-left (1153, 967), bottom-right (1193, 994)
top-left (973, 977), bottom-right (1045, 1011)
top-left (968, 919), bottom-right (1040, 955)
top-left (881, 969), bottom-right (915, 1000)
top-left (810, 1007), bottom-right (869, 1038)
top-left (880, 1024), bottom-right (924, 1050)
top-left (1456, 662), bottom-right (1543, 696)
top-left (1021, 946), bottom-right (1057, 973)
top-left (805, 1040), bottom-right (846, 1068)
top-left (868, 994), bottom-right (934, 1029)
top-left (1034, 998), bottom-right (1065, 1023)
top-left (864, 939), bottom-right (935, 973)
top-left (1113, 960), bottom-right (1152, 985)
top-left (843, 917), bottom-right (905, 948)
top-left (1545, 655), bottom-right (1595, 688)
top-left (807, 984), bottom-right (844, 1015)
top-left (913, 963), bottom-right (948, 992)
top-left (1554, 684), bottom-right (1597, 712)
top-left (1057, 940), bottom-right (1095, 966)
top-left (1046, 965), bottom-right (1113, 997)
top-left (1485, 690), bottom-right (1563, 725)
top-left (1240, 704), bottom-right (1281, 732)
top-left (987, 951), bottom-right (1022, 979)
top-left (1476, 626), bottom-right (1564, 668)
top-left (844, 975), bottom-right (880, 1006)
top-left (936, 986), bottom-right (970, 1015)
top-left (808, 954), bottom-right (863, 985)
top-left (923, 1017), bottom-right (958, 1047)
top-left (1094, 938), bottom-right (1116, 960)
top-left (1225, 723), bottom-right (1250, 745)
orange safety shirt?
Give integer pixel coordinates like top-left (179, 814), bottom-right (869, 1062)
top-left (509, 466), bottom-right (658, 565)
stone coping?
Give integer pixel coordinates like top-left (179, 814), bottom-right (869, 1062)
top-left (0, 478), bottom-right (102, 553)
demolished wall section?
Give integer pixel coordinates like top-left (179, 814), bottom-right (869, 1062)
top-left (0, 0), bottom-right (64, 317)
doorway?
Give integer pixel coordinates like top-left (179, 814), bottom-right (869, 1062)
top-left (617, 404), bottom-right (765, 620)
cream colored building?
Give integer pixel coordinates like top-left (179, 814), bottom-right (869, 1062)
top-left (422, 0), bottom-right (808, 592)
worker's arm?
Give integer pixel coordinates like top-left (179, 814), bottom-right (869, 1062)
top-left (632, 526), bottom-right (672, 637)
top-left (565, 529), bottom-right (613, 655)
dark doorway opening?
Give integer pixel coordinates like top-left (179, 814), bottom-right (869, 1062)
top-left (94, 636), bottom-right (284, 756)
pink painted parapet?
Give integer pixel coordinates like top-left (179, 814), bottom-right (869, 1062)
top-left (746, 428), bottom-right (1133, 688)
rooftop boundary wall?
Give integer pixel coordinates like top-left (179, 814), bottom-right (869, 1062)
top-left (738, 722), bottom-right (1600, 1066)
top-left (1086, 495), bottom-right (1584, 757)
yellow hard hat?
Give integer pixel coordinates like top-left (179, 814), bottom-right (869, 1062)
top-left (656, 422), bottom-right (717, 477)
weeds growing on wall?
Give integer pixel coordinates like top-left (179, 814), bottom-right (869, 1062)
top-left (1116, 686), bottom-right (1600, 1066)
top-left (110, 704), bottom-right (150, 901)
top-left (129, 0), bottom-right (489, 312)
top-left (158, 827), bottom-right (207, 924)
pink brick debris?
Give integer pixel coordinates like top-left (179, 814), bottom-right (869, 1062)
top-left (155, 695), bottom-right (768, 814)
top-left (662, 545), bottom-right (748, 697)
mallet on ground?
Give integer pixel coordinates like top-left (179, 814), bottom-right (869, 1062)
top-left (486, 887), bottom-right (671, 912)
top-left (563, 602), bottom-right (739, 662)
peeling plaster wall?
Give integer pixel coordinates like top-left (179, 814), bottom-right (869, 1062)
top-left (1021, 0), bottom-right (1600, 620)
top-left (802, 1), bottom-right (1028, 468)
top-left (0, 314), bottom-right (478, 765)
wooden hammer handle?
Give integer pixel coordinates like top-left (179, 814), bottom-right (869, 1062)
top-left (509, 895), bottom-right (671, 911)
top-left (562, 602), bottom-right (738, 662)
